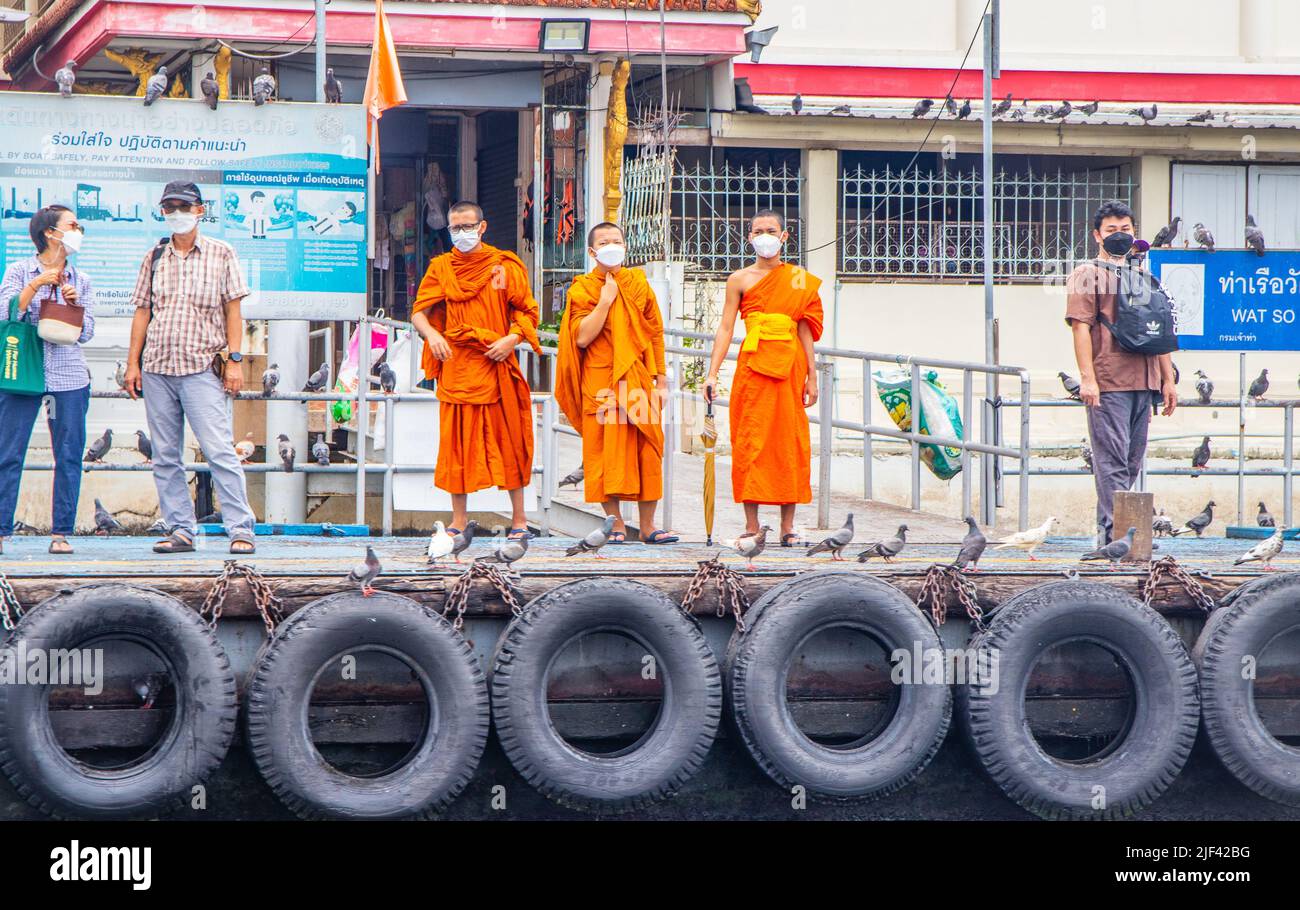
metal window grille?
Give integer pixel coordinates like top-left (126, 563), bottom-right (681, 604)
top-left (839, 163), bottom-right (1135, 280)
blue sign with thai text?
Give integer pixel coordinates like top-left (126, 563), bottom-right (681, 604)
top-left (1149, 249), bottom-right (1300, 352)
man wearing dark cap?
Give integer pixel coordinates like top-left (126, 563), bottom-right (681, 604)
top-left (123, 181), bottom-right (258, 554)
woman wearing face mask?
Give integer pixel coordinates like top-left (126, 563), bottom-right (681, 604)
top-left (0, 204), bottom-right (96, 556)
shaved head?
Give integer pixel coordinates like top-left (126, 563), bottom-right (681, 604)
top-left (448, 200), bottom-right (483, 222)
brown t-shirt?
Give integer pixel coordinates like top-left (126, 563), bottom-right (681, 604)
top-left (1065, 260), bottom-right (1162, 393)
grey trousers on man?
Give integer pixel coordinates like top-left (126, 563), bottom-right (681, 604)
top-left (1087, 390), bottom-right (1153, 544)
top-left (142, 369), bottom-right (256, 542)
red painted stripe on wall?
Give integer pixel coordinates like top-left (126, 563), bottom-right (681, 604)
top-left (736, 63), bottom-right (1300, 105)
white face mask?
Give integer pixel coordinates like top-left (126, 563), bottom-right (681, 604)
top-left (450, 228), bottom-right (480, 253)
top-left (56, 228), bottom-right (83, 254)
top-left (594, 244), bottom-right (626, 268)
top-left (751, 234), bottom-right (782, 259)
top-left (165, 211), bottom-right (198, 234)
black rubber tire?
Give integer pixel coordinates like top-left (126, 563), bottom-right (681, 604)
top-left (245, 591), bottom-right (489, 820)
top-left (961, 580), bottom-right (1200, 819)
top-left (722, 568), bottom-right (866, 674)
top-left (1193, 572), bottom-right (1300, 806)
top-left (0, 583), bottom-right (237, 819)
top-left (491, 578), bottom-right (722, 813)
top-left (728, 572), bottom-right (951, 801)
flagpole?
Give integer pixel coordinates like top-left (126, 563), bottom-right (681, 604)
top-left (314, 0), bottom-right (326, 103)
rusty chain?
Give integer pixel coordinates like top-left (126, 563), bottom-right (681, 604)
top-left (0, 571), bottom-right (23, 631)
top-left (915, 564), bottom-right (987, 633)
top-left (200, 560), bottom-right (285, 634)
top-left (442, 563), bottom-right (523, 632)
top-left (680, 556), bottom-right (751, 631)
top-left (1142, 556), bottom-right (1217, 613)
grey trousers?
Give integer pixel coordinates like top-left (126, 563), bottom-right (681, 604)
top-left (143, 369), bottom-right (256, 541)
top-left (1087, 390), bottom-right (1153, 543)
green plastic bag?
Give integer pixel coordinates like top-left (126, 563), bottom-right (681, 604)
top-left (0, 296), bottom-right (45, 396)
top-left (873, 368), bottom-right (965, 481)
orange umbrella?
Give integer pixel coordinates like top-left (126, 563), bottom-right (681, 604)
top-left (702, 398), bottom-right (717, 546)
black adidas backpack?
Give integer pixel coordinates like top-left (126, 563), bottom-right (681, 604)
top-left (1093, 260), bottom-right (1180, 356)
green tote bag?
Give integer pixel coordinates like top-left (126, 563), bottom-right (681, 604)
top-left (0, 295), bottom-right (45, 396)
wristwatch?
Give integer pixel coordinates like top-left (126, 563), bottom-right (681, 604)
top-left (227, 351), bottom-right (243, 363)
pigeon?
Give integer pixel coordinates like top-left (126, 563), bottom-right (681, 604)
top-left (84, 428), bottom-right (112, 463)
top-left (994, 516), bottom-right (1058, 560)
top-left (451, 520), bottom-right (480, 563)
top-left (200, 71), bottom-right (219, 110)
top-left (1059, 371), bottom-right (1081, 400)
top-left (135, 429), bottom-right (152, 463)
top-left (1010, 99), bottom-right (1029, 121)
top-left (1195, 369), bottom-right (1214, 404)
top-left (1153, 216), bottom-right (1181, 248)
top-left (566, 515), bottom-right (617, 558)
top-left (11, 521), bottom-right (36, 535)
top-left (277, 433), bottom-right (295, 472)
top-left (1080, 437), bottom-right (1093, 473)
top-left (791, 92), bottom-right (803, 115)
top-left (143, 66), bottom-right (168, 106)
top-left (1246, 214), bottom-right (1266, 257)
top-left (55, 60), bottom-right (77, 98)
top-left (1187, 109), bottom-right (1214, 123)
top-left (303, 362), bottom-right (330, 393)
top-left (558, 464), bottom-right (584, 488)
top-left (1190, 435), bottom-right (1210, 477)
top-left (1129, 103), bottom-right (1158, 122)
top-left (991, 92), bottom-right (1013, 117)
top-left (1152, 510), bottom-right (1174, 537)
top-left (943, 96), bottom-right (957, 117)
top-left (1175, 501), bottom-right (1216, 537)
top-left (252, 66), bottom-right (276, 105)
top-left (951, 516), bottom-right (987, 572)
top-left (1080, 527), bottom-right (1136, 569)
top-left (478, 532), bottom-right (529, 568)
top-left (133, 672), bottom-right (169, 710)
top-left (1033, 103), bottom-right (1054, 118)
top-left (262, 363), bottom-right (280, 397)
top-left (311, 434), bottom-right (330, 467)
top-left (234, 432), bottom-right (256, 463)
top-left (728, 525), bottom-right (771, 569)
top-left (911, 99), bottom-right (934, 118)
top-left (1049, 100), bottom-right (1072, 120)
top-left (378, 361), bottom-right (397, 395)
top-left (828, 104), bottom-right (852, 116)
top-left (1235, 527), bottom-right (1284, 571)
top-left (1076, 100), bottom-right (1099, 116)
top-left (1248, 369), bottom-right (1269, 401)
top-left (1258, 501), bottom-right (1276, 528)
top-left (93, 498), bottom-right (123, 535)
top-left (957, 99), bottom-right (971, 120)
top-left (147, 518), bottom-right (169, 535)
top-left (806, 513), bottom-right (854, 560)
top-left (321, 522), bottom-right (345, 537)
top-left (347, 546), bottom-right (382, 596)
top-left (426, 521), bottom-right (455, 565)
top-left (114, 361), bottom-right (127, 391)
top-left (324, 67), bottom-right (343, 104)
top-left (1193, 222), bottom-right (1215, 252)
top-left (857, 524), bottom-right (908, 563)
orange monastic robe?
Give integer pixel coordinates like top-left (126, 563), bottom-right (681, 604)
top-left (730, 262), bottom-right (824, 505)
top-left (555, 267), bottom-right (666, 503)
top-left (411, 243), bottom-right (542, 494)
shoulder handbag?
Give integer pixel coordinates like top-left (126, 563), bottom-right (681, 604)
top-left (36, 273), bottom-right (84, 345)
top-left (1093, 261), bottom-right (1180, 357)
top-left (1, 295), bottom-right (46, 395)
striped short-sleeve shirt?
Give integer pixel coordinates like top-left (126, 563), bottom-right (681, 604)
top-left (130, 233), bottom-right (250, 376)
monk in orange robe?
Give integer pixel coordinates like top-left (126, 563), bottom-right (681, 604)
top-left (705, 209), bottom-right (824, 546)
top-left (555, 223), bottom-right (677, 544)
top-left (411, 201), bottom-right (541, 538)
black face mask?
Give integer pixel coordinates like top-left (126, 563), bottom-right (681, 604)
top-left (1102, 231), bottom-right (1135, 256)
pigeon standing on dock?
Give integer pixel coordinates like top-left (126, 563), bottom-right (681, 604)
top-left (1080, 527), bottom-right (1136, 569)
top-left (277, 434), bottom-right (295, 472)
top-left (1059, 371), bottom-right (1081, 400)
top-left (1258, 502), bottom-right (1276, 528)
top-left (728, 526), bottom-right (771, 569)
top-left (234, 432), bottom-right (256, 463)
top-left (143, 66), bottom-right (168, 106)
top-left (55, 60), bottom-right (77, 97)
top-left (1175, 501), bottom-right (1216, 537)
top-left (478, 533), bottom-right (529, 568)
top-left (324, 67), bottom-right (343, 104)
top-left (135, 429), bottom-right (152, 463)
top-left (1235, 527), bottom-right (1284, 571)
top-left (1153, 216), bottom-right (1181, 248)
top-left (566, 515), bottom-right (617, 558)
top-left (252, 66), bottom-right (276, 105)
top-left (303, 362), bottom-right (329, 393)
top-left (806, 513), bottom-right (855, 560)
top-left (994, 516), bottom-right (1058, 561)
top-left (951, 516), bottom-right (987, 572)
top-left (911, 99), bottom-right (934, 118)
top-left (1152, 510), bottom-right (1174, 537)
top-left (200, 71), bottom-right (219, 110)
top-left (84, 428), bottom-right (112, 463)
top-left (426, 521), bottom-right (454, 565)
top-left (1246, 215), bottom-right (1266, 257)
top-left (378, 361), bottom-right (397, 395)
top-left (312, 434), bottom-right (330, 467)
top-left (857, 524), bottom-right (908, 563)
top-left (1248, 369), bottom-right (1269, 401)
top-left (558, 465), bottom-right (584, 488)
top-left (1190, 435), bottom-right (1210, 477)
top-left (262, 363), bottom-right (280, 397)
top-left (1193, 222), bottom-right (1215, 252)
top-left (93, 498), bottom-right (123, 536)
top-left (347, 547), bottom-right (382, 597)
top-left (451, 520), bottom-right (480, 563)
top-left (1195, 370), bottom-right (1214, 404)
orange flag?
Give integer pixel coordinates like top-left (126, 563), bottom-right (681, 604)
top-left (362, 0), bottom-right (408, 168)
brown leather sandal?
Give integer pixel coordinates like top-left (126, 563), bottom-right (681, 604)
top-left (48, 536), bottom-right (73, 555)
top-left (153, 532), bottom-right (195, 554)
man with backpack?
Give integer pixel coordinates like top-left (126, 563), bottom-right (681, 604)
top-left (122, 181), bottom-right (258, 554)
top-left (1066, 200), bottom-right (1178, 545)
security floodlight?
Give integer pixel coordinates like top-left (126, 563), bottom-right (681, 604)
top-left (745, 26), bottom-right (778, 63)
top-left (0, 8), bottom-right (32, 22)
top-left (539, 19), bottom-right (589, 54)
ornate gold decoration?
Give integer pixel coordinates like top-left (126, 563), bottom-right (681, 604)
top-left (215, 45), bottom-right (231, 99)
top-left (72, 80), bottom-right (133, 96)
top-left (603, 58), bottom-right (631, 223)
top-left (736, 0), bottom-right (761, 21)
top-left (103, 47), bottom-right (164, 97)
top-left (169, 74), bottom-right (188, 98)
